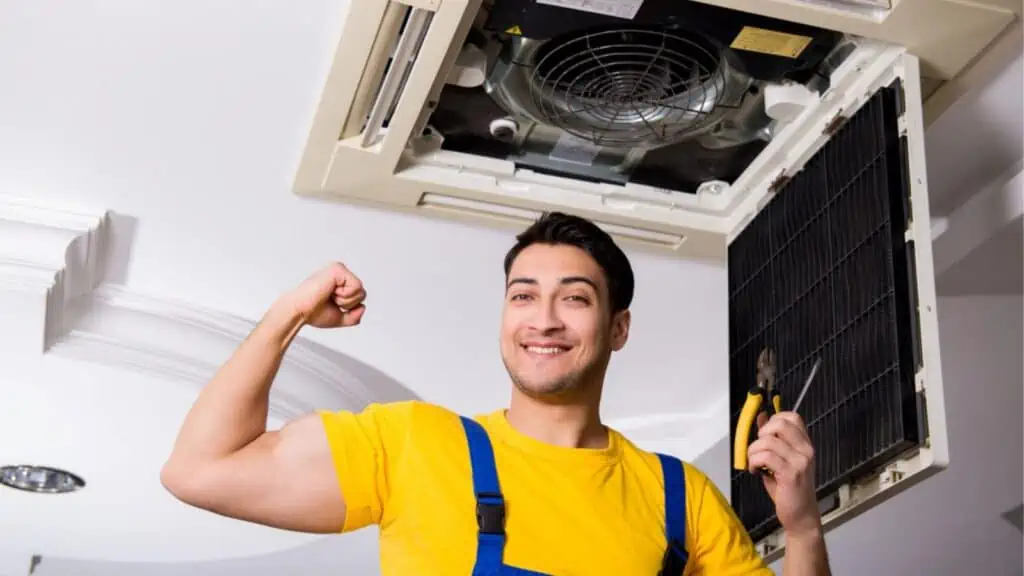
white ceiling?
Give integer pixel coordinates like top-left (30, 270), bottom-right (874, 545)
top-left (0, 0), bottom-right (1019, 573)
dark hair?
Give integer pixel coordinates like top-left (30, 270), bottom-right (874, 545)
top-left (503, 211), bottom-right (634, 312)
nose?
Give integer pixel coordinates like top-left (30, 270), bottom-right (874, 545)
top-left (529, 297), bottom-right (565, 333)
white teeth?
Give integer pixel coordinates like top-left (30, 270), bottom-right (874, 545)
top-left (525, 346), bottom-right (566, 355)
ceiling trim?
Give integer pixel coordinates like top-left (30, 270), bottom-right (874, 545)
top-left (924, 18), bottom-right (1022, 126)
top-left (0, 195), bottom-right (109, 365)
top-left (0, 194), bottom-right (413, 420)
top-left (607, 395), bottom-right (726, 439)
top-left (50, 284), bottom-right (410, 420)
top-left (606, 395), bottom-right (729, 462)
top-left (932, 160), bottom-right (1023, 276)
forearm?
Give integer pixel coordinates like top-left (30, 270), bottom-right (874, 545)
top-left (782, 529), bottom-right (831, 576)
top-left (166, 299), bottom-right (306, 467)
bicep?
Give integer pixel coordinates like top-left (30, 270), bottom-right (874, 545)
top-left (178, 412), bottom-right (348, 533)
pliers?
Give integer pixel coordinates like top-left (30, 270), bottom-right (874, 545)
top-left (733, 348), bottom-right (781, 471)
top-left (733, 350), bottom-right (822, 471)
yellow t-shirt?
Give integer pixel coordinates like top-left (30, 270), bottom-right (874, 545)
top-left (320, 400), bottom-right (771, 575)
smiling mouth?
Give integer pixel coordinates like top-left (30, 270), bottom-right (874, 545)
top-left (522, 344), bottom-right (572, 357)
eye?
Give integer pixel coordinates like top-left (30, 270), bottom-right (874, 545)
top-left (565, 294), bottom-right (591, 304)
top-left (509, 293), bottom-right (533, 301)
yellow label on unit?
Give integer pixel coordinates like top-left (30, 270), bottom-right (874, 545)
top-left (729, 26), bottom-right (813, 59)
top-left (505, 25), bottom-right (522, 35)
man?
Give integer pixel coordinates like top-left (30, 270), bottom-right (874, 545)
top-left (162, 212), bottom-right (830, 575)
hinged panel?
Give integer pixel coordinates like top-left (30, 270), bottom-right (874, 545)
top-left (726, 52), bottom-right (947, 559)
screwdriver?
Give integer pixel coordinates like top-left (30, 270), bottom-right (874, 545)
top-left (791, 357), bottom-right (822, 414)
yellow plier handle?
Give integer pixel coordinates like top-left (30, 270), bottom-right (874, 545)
top-left (732, 388), bottom-right (783, 471)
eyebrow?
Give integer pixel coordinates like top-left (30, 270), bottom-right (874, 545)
top-left (506, 276), bottom-right (599, 292)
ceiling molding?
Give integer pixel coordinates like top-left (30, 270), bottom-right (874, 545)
top-left (0, 196), bottom-right (109, 366)
top-left (932, 160), bottom-right (1023, 276)
top-left (50, 284), bottom-right (412, 420)
top-left (923, 19), bottom-right (1021, 126)
top-left (0, 194), bottom-right (412, 419)
top-left (607, 395), bottom-right (730, 461)
top-left (608, 410), bottom-right (717, 440)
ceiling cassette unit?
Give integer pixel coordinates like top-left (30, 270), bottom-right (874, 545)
top-left (291, 0), bottom-right (989, 557)
top-left (292, 0), bottom-right (1013, 260)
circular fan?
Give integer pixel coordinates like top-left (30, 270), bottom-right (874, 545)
top-left (527, 27), bottom-right (727, 148)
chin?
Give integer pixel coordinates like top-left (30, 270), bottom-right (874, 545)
top-left (510, 372), bottom-right (581, 399)
top-left (501, 349), bottom-right (591, 398)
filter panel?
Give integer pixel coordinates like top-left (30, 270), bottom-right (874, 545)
top-left (727, 80), bottom-right (923, 541)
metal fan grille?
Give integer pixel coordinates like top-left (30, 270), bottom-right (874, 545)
top-left (528, 28), bottom-right (726, 148)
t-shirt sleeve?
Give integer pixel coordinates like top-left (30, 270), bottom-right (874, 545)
top-left (686, 466), bottom-right (774, 575)
top-left (318, 400), bottom-right (418, 533)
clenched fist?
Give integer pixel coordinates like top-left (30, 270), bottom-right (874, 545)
top-left (282, 262), bottom-right (366, 328)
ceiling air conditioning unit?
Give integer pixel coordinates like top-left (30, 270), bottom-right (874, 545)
top-left (292, 0), bottom-right (1012, 560)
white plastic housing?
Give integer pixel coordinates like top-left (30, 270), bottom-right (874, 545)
top-left (746, 50), bottom-right (950, 562)
top-left (292, 0), bottom-right (1014, 260)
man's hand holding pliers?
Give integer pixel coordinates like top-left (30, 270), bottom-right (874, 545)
top-left (734, 350), bottom-right (831, 575)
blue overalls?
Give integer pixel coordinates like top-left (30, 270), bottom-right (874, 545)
top-left (460, 416), bottom-right (690, 576)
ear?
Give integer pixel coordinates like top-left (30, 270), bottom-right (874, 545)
top-left (609, 309), bottom-right (631, 351)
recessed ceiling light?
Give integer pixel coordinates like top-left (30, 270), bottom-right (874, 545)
top-left (0, 465), bottom-right (86, 494)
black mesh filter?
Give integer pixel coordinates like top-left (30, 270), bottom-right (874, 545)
top-left (727, 80), bottom-right (924, 541)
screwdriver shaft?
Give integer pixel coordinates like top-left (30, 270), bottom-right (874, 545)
top-left (792, 357), bottom-right (821, 414)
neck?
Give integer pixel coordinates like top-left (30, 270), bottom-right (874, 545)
top-left (506, 386), bottom-right (607, 449)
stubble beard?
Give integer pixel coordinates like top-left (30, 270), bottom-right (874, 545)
top-left (502, 353), bottom-right (599, 401)
top-left (511, 368), bottom-right (581, 399)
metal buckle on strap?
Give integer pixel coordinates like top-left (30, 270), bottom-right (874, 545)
top-left (658, 541), bottom-right (688, 576)
top-left (475, 492), bottom-right (506, 535)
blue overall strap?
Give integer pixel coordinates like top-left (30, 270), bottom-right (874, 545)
top-left (656, 453), bottom-right (689, 576)
top-left (461, 416), bottom-right (506, 576)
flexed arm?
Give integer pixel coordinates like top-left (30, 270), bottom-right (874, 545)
top-left (160, 263), bottom-right (367, 533)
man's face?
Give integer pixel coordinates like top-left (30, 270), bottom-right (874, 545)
top-left (500, 243), bottom-right (630, 399)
